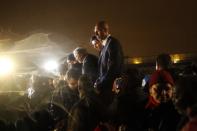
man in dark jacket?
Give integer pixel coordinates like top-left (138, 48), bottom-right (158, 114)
top-left (94, 21), bottom-right (124, 106)
top-left (73, 47), bottom-right (98, 83)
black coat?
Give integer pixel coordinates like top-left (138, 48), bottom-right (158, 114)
top-left (67, 92), bottom-right (104, 131)
top-left (142, 101), bottom-right (181, 131)
top-left (82, 54), bottom-right (98, 83)
top-left (96, 36), bottom-right (124, 91)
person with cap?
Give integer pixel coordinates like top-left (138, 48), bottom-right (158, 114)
top-left (142, 68), bottom-right (181, 131)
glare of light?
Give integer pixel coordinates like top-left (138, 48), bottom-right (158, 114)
top-left (142, 79), bottom-right (146, 87)
top-left (173, 58), bottom-right (180, 63)
top-left (91, 40), bottom-right (96, 45)
top-left (27, 87), bottom-right (35, 99)
top-left (0, 56), bottom-right (14, 76)
top-left (171, 54), bottom-right (181, 63)
top-left (132, 58), bottom-right (142, 64)
top-left (44, 60), bottom-right (58, 71)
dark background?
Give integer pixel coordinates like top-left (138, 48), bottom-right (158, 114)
top-left (0, 0), bottom-right (196, 57)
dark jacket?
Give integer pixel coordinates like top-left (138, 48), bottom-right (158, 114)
top-left (69, 63), bottom-right (82, 75)
top-left (143, 100), bottom-right (181, 131)
top-left (82, 54), bottom-right (98, 83)
top-left (67, 92), bottom-right (104, 131)
top-left (60, 86), bottom-right (79, 111)
top-left (95, 36), bottom-right (124, 91)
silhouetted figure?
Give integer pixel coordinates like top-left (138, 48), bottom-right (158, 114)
top-left (73, 47), bottom-right (98, 83)
top-left (142, 69), bottom-right (181, 131)
top-left (175, 75), bottom-right (197, 131)
top-left (94, 20), bottom-right (124, 106)
top-left (67, 75), bottom-right (104, 131)
top-left (156, 53), bottom-right (178, 81)
top-left (109, 68), bottom-right (146, 131)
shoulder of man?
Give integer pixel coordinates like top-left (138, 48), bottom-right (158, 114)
top-left (86, 54), bottom-right (98, 60)
top-left (107, 36), bottom-right (123, 53)
top-left (108, 36), bottom-right (120, 44)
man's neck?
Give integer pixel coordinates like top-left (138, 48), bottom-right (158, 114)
top-left (82, 54), bottom-right (88, 63)
top-left (102, 34), bottom-right (110, 46)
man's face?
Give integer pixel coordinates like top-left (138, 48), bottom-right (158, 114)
top-left (112, 77), bottom-right (127, 95)
top-left (67, 78), bottom-right (78, 90)
top-left (149, 84), bottom-right (173, 103)
top-left (73, 52), bottom-right (83, 63)
top-left (94, 26), bottom-right (108, 40)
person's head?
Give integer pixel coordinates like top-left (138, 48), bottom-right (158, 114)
top-left (149, 83), bottom-right (174, 104)
top-left (112, 76), bottom-right (128, 94)
top-left (67, 53), bottom-right (77, 65)
top-left (175, 75), bottom-right (197, 115)
top-left (149, 71), bottom-right (174, 103)
top-left (73, 47), bottom-right (87, 63)
top-left (156, 53), bottom-right (172, 70)
top-left (112, 68), bottom-right (142, 95)
top-left (94, 21), bottom-right (109, 40)
top-left (90, 35), bottom-right (103, 51)
top-left (65, 68), bottom-right (81, 90)
top-left (78, 75), bottom-right (93, 99)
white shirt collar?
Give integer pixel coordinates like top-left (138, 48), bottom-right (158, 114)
top-left (102, 34), bottom-right (111, 46)
top-left (82, 54), bottom-right (88, 63)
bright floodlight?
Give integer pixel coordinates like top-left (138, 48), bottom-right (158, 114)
top-left (44, 60), bottom-right (58, 71)
top-left (0, 56), bottom-right (14, 76)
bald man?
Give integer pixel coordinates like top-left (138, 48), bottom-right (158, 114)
top-left (94, 21), bottom-right (124, 105)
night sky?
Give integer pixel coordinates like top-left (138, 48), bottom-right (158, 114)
top-left (0, 0), bottom-right (196, 57)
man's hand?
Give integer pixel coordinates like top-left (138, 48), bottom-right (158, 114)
top-left (94, 82), bottom-right (100, 94)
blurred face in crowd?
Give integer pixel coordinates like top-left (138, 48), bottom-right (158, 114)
top-left (67, 78), bottom-right (78, 90)
top-left (73, 51), bottom-right (83, 63)
top-left (112, 77), bottom-right (127, 95)
top-left (149, 83), bottom-right (173, 103)
top-left (67, 59), bottom-right (77, 65)
top-left (112, 82), bottom-right (120, 94)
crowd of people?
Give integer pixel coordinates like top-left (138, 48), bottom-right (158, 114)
top-left (0, 21), bottom-right (197, 131)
